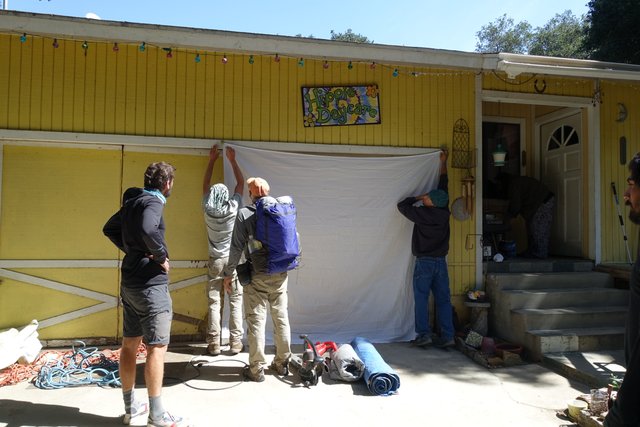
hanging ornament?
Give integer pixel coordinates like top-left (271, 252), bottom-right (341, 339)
top-left (81, 41), bottom-right (89, 56)
top-left (20, 33), bottom-right (27, 43)
top-left (392, 68), bottom-right (399, 77)
top-left (139, 42), bottom-right (146, 52)
top-left (222, 54), bottom-right (228, 64)
top-left (274, 54), bottom-right (280, 63)
top-left (52, 39), bottom-right (59, 48)
top-left (298, 58), bottom-right (304, 67)
top-left (195, 53), bottom-right (201, 63)
top-left (248, 55), bottom-right (254, 64)
top-left (163, 47), bottom-right (172, 58)
top-left (370, 62), bottom-right (376, 70)
top-left (323, 60), bottom-right (329, 69)
top-left (112, 42), bottom-right (119, 52)
top-left (347, 61), bottom-right (353, 70)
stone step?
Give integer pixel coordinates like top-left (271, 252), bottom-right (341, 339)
top-left (526, 326), bottom-right (625, 360)
top-left (486, 259), bottom-right (594, 274)
top-left (501, 287), bottom-right (628, 310)
top-left (512, 306), bottom-right (627, 332)
top-left (487, 271), bottom-right (613, 292)
top-left (542, 350), bottom-right (626, 389)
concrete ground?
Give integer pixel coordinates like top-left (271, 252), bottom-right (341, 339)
top-left (0, 342), bottom-right (589, 427)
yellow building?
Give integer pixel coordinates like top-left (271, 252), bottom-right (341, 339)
top-left (1, 11), bottom-right (639, 344)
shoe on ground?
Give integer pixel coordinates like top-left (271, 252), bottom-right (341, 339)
top-left (242, 366), bottom-right (265, 382)
top-left (147, 411), bottom-right (189, 427)
top-left (207, 343), bottom-right (221, 356)
top-left (413, 335), bottom-right (432, 347)
top-left (229, 341), bottom-right (244, 355)
top-left (269, 360), bottom-right (289, 376)
top-left (433, 337), bottom-right (455, 348)
top-left (123, 400), bottom-right (149, 425)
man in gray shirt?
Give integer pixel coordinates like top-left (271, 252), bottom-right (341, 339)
top-left (202, 145), bottom-right (244, 356)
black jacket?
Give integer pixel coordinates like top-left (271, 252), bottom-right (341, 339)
top-left (103, 187), bottom-right (169, 288)
top-left (397, 174), bottom-right (450, 257)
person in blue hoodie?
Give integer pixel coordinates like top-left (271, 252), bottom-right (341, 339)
top-left (103, 161), bottom-right (188, 427)
top-left (397, 150), bottom-right (455, 349)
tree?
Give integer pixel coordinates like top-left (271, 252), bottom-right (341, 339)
top-left (475, 14), bottom-right (532, 54)
top-left (529, 10), bottom-right (589, 59)
top-left (330, 29), bottom-right (373, 43)
top-left (584, 0), bottom-right (640, 64)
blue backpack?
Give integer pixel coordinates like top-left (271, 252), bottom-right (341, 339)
top-left (255, 196), bottom-right (301, 274)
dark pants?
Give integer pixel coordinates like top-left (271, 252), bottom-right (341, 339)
top-left (604, 261), bottom-right (640, 426)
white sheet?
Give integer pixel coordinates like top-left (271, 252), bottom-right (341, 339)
top-left (223, 143), bottom-right (441, 344)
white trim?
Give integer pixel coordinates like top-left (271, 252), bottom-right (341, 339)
top-left (475, 74), bottom-right (483, 288)
top-left (0, 268), bottom-right (117, 303)
top-left (38, 302), bottom-right (117, 329)
top-left (591, 89), bottom-right (601, 263)
top-left (482, 90), bottom-right (593, 107)
top-left (0, 259), bottom-right (208, 268)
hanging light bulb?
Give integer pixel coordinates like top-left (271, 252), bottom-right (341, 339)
top-left (20, 33), bottom-right (27, 43)
top-left (392, 68), bottom-right (399, 77)
top-left (139, 42), bottom-right (146, 52)
top-left (112, 42), bottom-right (119, 52)
top-left (222, 54), bottom-right (228, 64)
top-left (52, 39), bottom-right (59, 48)
top-left (195, 53), bottom-right (201, 63)
top-left (347, 61), bottom-right (353, 70)
top-left (323, 60), bottom-right (329, 69)
top-left (274, 54), bottom-right (280, 63)
top-left (298, 58), bottom-right (304, 67)
top-left (163, 47), bottom-right (172, 58)
top-left (81, 41), bottom-right (89, 56)
top-left (248, 55), bottom-right (254, 64)
top-left (370, 62), bottom-right (376, 70)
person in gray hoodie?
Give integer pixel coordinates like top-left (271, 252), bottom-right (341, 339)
top-left (103, 161), bottom-right (189, 427)
top-left (202, 145), bottom-right (245, 356)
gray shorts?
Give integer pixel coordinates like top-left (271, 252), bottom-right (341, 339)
top-left (121, 285), bottom-right (173, 345)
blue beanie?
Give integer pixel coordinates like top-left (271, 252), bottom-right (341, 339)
top-left (428, 189), bottom-right (448, 208)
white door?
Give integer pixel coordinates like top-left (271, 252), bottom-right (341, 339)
top-left (539, 111), bottom-right (582, 256)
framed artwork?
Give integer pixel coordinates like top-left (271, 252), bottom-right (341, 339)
top-left (302, 85), bottom-right (381, 127)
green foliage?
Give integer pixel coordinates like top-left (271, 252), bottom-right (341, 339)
top-left (584, 0), bottom-right (640, 64)
top-left (529, 10), bottom-right (589, 59)
top-left (475, 14), bottom-right (532, 54)
top-left (330, 29), bottom-right (373, 43)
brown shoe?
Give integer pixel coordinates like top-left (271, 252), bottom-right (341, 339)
top-left (242, 366), bottom-right (265, 382)
top-left (207, 343), bottom-right (221, 356)
top-left (269, 360), bottom-right (289, 376)
top-left (229, 341), bottom-right (244, 355)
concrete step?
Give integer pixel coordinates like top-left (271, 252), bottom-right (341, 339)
top-left (486, 258), bottom-right (594, 273)
top-left (526, 326), bottom-right (624, 359)
top-left (501, 287), bottom-right (628, 310)
top-left (542, 350), bottom-right (626, 389)
top-left (487, 271), bottom-right (613, 292)
top-left (512, 306), bottom-right (627, 332)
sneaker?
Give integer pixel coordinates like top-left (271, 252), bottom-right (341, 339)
top-left (269, 360), bottom-right (289, 376)
top-left (229, 340), bottom-right (244, 355)
top-left (433, 337), bottom-right (455, 348)
top-left (413, 335), bottom-right (432, 347)
top-left (123, 400), bottom-right (149, 425)
top-left (207, 343), bottom-right (221, 356)
top-left (147, 411), bottom-right (188, 427)
top-left (242, 366), bottom-right (265, 382)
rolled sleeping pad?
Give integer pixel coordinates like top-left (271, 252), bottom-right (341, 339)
top-left (328, 343), bottom-right (365, 382)
top-left (350, 336), bottom-right (400, 396)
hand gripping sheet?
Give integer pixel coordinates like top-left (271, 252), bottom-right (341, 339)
top-left (350, 336), bottom-right (400, 396)
top-left (328, 343), bottom-right (365, 382)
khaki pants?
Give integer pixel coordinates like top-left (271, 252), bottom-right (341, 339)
top-left (207, 257), bottom-right (244, 345)
top-left (244, 271), bottom-right (291, 375)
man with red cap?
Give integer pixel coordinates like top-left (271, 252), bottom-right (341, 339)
top-left (223, 177), bottom-right (292, 382)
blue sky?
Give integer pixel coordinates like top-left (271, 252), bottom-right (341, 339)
top-left (3, 0), bottom-right (590, 52)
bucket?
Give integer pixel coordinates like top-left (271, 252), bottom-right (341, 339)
top-left (499, 240), bottom-right (516, 258)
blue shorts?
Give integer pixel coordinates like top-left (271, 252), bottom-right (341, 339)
top-left (120, 285), bottom-right (172, 345)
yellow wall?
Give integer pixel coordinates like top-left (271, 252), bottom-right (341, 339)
top-left (599, 81), bottom-right (640, 263)
top-left (0, 33), bottom-right (480, 339)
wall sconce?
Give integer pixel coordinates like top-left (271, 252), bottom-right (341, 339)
top-left (492, 143), bottom-right (507, 167)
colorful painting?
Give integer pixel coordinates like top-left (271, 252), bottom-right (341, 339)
top-left (302, 85), bottom-right (381, 127)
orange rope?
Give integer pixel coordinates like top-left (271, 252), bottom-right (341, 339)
top-left (0, 343), bottom-right (147, 388)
